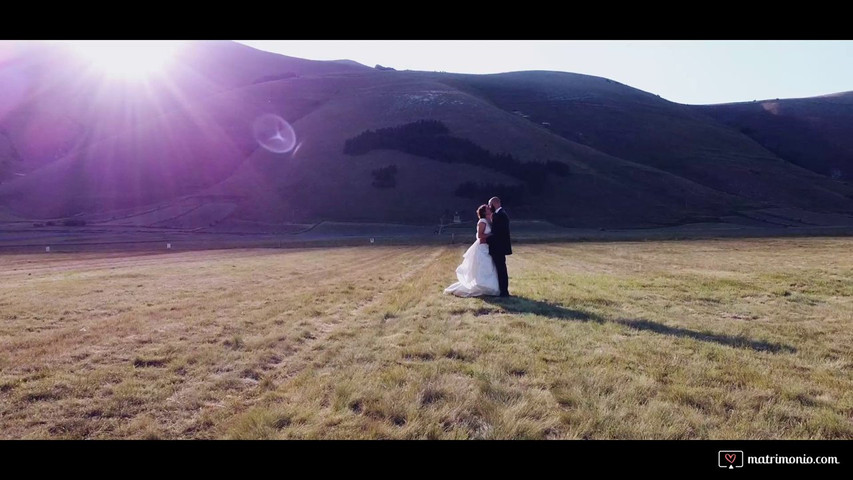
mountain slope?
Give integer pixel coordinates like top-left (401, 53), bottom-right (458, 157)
top-left (699, 92), bottom-right (853, 180)
top-left (436, 71), bottom-right (853, 213)
top-left (0, 42), bottom-right (851, 229)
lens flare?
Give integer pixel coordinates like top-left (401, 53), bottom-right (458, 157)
top-left (253, 114), bottom-right (296, 153)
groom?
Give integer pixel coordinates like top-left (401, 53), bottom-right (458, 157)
top-left (485, 196), bottom-right (512, 297)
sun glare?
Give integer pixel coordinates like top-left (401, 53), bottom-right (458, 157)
top-left (67, 41), bottom-right (184, 80)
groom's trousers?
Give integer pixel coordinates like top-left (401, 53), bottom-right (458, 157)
top-left (493, 254), bottom-right (509, 295)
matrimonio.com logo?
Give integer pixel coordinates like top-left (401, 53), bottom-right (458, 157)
top-left (718, 450), bottom-right (840, 469)
top-left (719, 451), bottom-right (744, 469)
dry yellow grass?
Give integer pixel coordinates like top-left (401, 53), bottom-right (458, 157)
top-left (0, 237), bottom-right (851, 439)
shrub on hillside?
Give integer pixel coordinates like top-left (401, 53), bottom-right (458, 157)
top-left (252, 72), bottom-right (298, 84)
top-left (371, 165), bottom-right (398, 189)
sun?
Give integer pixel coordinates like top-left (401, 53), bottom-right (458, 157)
top-left (66, 41), bottom-right (184, 80)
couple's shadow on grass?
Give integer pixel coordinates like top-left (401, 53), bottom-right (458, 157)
top-left (480, 295), bottom-right (796, 354)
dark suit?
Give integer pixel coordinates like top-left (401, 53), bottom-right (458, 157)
top-left (486, 207), bottom-right (512, 296)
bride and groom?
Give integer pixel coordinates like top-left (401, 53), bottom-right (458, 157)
top-left (444, 196), bottom-right (512, 297)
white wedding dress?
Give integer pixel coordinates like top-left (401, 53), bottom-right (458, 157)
top-left (444, 219), bottom-right (500, 297)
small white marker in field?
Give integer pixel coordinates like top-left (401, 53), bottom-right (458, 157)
top-left (370, 238), bottom-right (375, 244)
top-left (166, 243), bottom-right (172, 249)
top-left (45, 246), bottom-right (50, 253)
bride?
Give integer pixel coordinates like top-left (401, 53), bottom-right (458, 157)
top-left (444, 204), bottom-right (500, 297)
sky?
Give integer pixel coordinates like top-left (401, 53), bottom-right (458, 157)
top-left (237, 40), bottom-right (853, 105)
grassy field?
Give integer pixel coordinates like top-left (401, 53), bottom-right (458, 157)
top-left (0, 237), bottom-right (851, 439)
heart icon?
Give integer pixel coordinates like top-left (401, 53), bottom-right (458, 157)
top-left (725, 453), bottom-right (736, 464)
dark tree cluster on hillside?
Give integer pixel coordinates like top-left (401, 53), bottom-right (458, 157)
top-left (344, 120), bottom-right (570, 192)
top-left (455, 181), bottom-right (526, 205)
top-left (345, 120), bottom-right (449, 154)
top-left (371, 165), bottom-right (398, 189)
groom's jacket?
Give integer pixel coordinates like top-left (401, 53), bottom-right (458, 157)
top-left (487, 208), bottom-right (512, 256)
